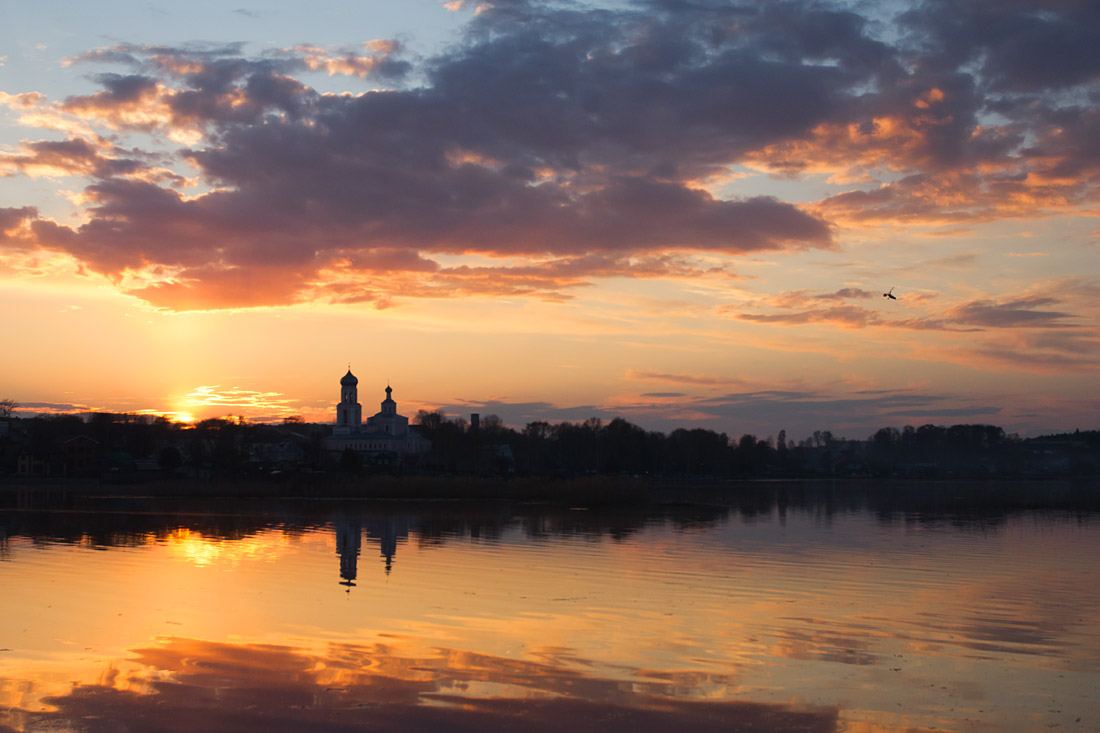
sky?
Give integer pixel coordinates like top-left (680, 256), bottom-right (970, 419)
top-left (1, 0), bottom-right (1098, 440)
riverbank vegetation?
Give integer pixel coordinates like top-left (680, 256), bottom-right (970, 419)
top-left (2, 406), bottom-right (1098, 486)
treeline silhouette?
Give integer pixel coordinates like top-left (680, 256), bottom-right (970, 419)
top-left (1, 412), bottom-right (327, 480)
top-left (415, 413), bottom-right (1100, 479)
top-left (2, 407), bottom-right (1098, 481)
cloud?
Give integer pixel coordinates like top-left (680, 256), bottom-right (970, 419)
top-left (899, 252), bottom-right (979, 272)
top-left (682, 388), bottom-right (1007, 437)
top-left (737, 304), bottom-right (883, 329)
top-left (0, 91), bottom-right (42, 108)
top-left (901, 1), bottom-right (1100, 94)
top-left (625, 370), bottom-right (748, 388)
top-left (733, 289), bottom-right (1087, 335)
top-left (746, 1), bottom-right (1100, 227)
top-left (429, 385), bottom-right (1013, 439)
top-left (20, 636), bottom-right (838, 733)
top-left (1022, 330), bottom-right (1100, 356)
top-left (944, 296), bottom-right (1080, 329)
top-left (286, 41), bottom-right (412, 80)
top-left (3, 8), bottom-right (851, 310)
top-left (11, 400), bottom-right (97, 414)
top-left (127, 265), bottom-right (313, 310)
top-left (179, 385), bottom-right (302, 418)
top-left (5, 1), bottom-right (1100, 311)
top-left (0, 206), bottom-right (38, 235)
top-left (0, 136), bottom-right (185, 184)
top-left (969, 346), bottom-right (1099, 375)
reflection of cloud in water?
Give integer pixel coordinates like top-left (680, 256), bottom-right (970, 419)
top-left (767, 627), bottom-right (879, 667)
top-left (12, 636), bottom-right (839, 732)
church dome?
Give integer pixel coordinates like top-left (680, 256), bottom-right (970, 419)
top-left (340, 369), bottom-right (358, 386)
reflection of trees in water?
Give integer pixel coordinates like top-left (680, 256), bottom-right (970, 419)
top-left (2, 481), bottom-right (1096, 558)
top-left (0, 501), bottom-right (325, 550)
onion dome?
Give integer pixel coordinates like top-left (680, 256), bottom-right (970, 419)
top-left (341, 369), bottom-right (358, 386)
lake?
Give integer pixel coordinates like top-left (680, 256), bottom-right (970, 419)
top-left (1, 481), bottom-right (1098, 732)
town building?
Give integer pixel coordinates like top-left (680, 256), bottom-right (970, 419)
top-left (324, 369), bottom-right (431, 464)
top-left (16, 435), bottom-right (101, 477)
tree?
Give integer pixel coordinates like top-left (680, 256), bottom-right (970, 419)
top-left (0, 398), bottom-right (17, 420)
top-left (523, 421), bottom-right (551, 441)
top-left (774, 428), bottom-right (787, 458)
top-left (600, 417), bottom-right (649, 474)
top-left (734, 433), bottom-right (764, 475)
top-left (480, 414), bottom-right (503, 431)
top-left (158, 445), bottom-right (183, 471)
top-left (667, 428), bottom-right (730, 477)
top-left (339, 447), bottom-right (363, 475)
top-left (415, 410), bottom-right (445, 436)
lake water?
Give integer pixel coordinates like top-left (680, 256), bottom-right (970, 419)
top-left (1, 482), bottom-right (1098, 732)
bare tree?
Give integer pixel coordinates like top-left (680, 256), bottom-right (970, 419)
top-left (0, 398), bottom-right (17, 420)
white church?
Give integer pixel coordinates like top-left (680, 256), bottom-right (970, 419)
top-left (324, 369), bottom-right (431, 461)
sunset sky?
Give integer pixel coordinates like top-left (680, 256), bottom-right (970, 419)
top-left (2, 0), bottom-right (1098, 439)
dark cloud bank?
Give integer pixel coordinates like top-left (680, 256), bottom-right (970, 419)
top-left (2, 0), bottom-right (1099, 309)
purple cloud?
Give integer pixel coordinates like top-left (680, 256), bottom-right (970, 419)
top-left (5, 1), bottom-right (1100, 310)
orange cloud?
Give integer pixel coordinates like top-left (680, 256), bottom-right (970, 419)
top-left (625, 370), bottom-right (750, 388)
top-left (178, 385), bottom-right (302, 420)
top-left (294, 40), bottom-right (408, 79)
top-left (127, 265), bottom-right (314, 310)
top-left (0, 90), bottom-right (44, 108)
top-left (0, 137), bottom-right (185, 185)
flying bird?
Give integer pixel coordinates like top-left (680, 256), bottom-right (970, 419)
top-left (883, 287), bottom-right (897, 300)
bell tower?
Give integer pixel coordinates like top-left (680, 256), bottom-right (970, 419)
top-left (381, 384), bottom-right (396, 415)
top-left (334, 368), bottom-right (362, 434)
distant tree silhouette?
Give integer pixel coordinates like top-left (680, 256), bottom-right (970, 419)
top-left (553, 421), bottom-right (598, 474)
top-left (3, 406), bottom-right (1093, 482)
top-left (414, 411), bottom-right (471, 472)
top-left (339, 446), bottom-right (363, 475)
top-left (479, 414), bottom-right (504, 432)
top-left (523, 421), bottom-right (551, 440)
top-left (775, 429), bottom-right (789, 471)
top-left (599, 417), bottom-right (651, 474)
top-left (666, 427), bottom-right (730, 477)
top-left (516, 421), bottom-right (552, 474)
top-left (0, 398), bottom-right (17, 420)
top-left (415, 410), bottom-right (445, 435)
top-left (158, 445), bottom-right (183, 471)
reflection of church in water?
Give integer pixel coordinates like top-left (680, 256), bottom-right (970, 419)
top-left (323, 369), bottom-right (431, 461)
top-left (334, 515), bottom-right (412, 588)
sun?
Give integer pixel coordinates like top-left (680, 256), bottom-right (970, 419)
top-left (169, 411), bottom-right (196, 425)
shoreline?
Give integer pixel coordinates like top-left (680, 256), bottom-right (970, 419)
top-left (2, 474), bottom-right (1098, 512)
